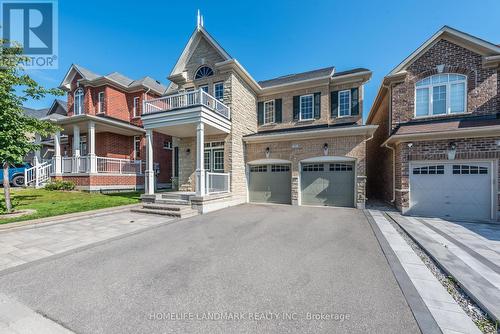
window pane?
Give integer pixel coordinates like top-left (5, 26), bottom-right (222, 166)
top-left (339, 91), bottom-right (350, 116)
top-left (432, 85), bottom-right (446, 115)
top-left (432, 74), bottom-right (448, 84)
top-left (416, 77), bottom-right (430, 86)
top-left (213, 150), bottom-right (224, 171)
top-left (300, 95), bottom-right (313, 119)
top-left (214, 83), bottom-right (224, 101)
top-left (450, 82), bottom-right (465, 113)
top-left (415, 88), bottom-right (429, 116)
top-left (204, 151), bottom-right (210, 170)
top-left (264, 100), bottom-right (275, 124)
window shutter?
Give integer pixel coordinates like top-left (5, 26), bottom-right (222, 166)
top-left (351, 87), bottom-right (359, 116)
top-left (313, 93), bottom-right (321, 119)
top-left (293, 96), bottom-right (300, 121)
top-left (257, 102), bottom-right (264, 125)
top-left (331, 91), bottom-right (339, 118)
top-left (275, 99), bottom-right (282, 123)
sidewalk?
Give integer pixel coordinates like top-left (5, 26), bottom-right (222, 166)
top-left (0, 210), bottom-right (173, 273)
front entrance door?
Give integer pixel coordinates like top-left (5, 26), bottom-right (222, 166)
top-left (204, 141), bottom-right (224, 172)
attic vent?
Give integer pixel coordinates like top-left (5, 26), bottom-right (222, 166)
top-left (155, 80), bottom-right (161, 84)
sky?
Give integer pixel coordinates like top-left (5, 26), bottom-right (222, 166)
top-left (23, 0), bottom-right (500, 122)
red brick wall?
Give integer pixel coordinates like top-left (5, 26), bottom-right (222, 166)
top-left (95, 132), bottom-right (133, 159)
top-left (55, 175), bottom-right (144, 186)
top-left (153, 131), bottom-right (172, 183)
top-left (390, 39), bottom-right (499, 131)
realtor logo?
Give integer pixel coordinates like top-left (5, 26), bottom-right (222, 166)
top-left (1, 0), bottom-right (58, 68)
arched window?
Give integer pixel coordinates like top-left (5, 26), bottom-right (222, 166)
top-left (194, 66), bottom-right (214, 80)
top-left (415, 74), bottom-right (467, 117)
top-left (74, 88), bottom-right (84, 115)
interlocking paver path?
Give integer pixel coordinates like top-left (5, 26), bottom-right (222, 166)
top-left (0, 211), bottom-right (172, 272)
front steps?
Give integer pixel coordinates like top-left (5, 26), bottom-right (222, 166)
top-left (133, 192), bottom-right (199, 218)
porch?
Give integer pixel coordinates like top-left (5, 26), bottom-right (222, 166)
top-left (141, 89), bottom-right (232, 197)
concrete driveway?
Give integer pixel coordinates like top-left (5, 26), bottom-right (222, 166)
top-left (0, 204), bottom-right (419, 334)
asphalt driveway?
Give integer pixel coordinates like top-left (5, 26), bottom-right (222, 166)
top-left (0, 204), bottom-right (419, 334)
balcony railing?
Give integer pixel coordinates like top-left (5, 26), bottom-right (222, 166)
top-left (57, 156), bottom-right (143, 175)
top-left (206, 172), bottom-right (230, 194)
top-left (143, 89), bottom-right (230, 119)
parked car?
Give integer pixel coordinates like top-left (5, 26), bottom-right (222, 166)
top-left (0, 163), bottom-right (31, 187)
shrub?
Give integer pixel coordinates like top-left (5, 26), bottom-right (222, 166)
top-left (44, 180), bottom-right (75, 191)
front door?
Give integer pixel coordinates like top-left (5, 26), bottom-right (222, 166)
top-left (204, 141), bottom-right (224, 172)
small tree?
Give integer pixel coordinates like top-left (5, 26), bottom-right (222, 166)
top-left (0, 41), bottom-right (62, 212)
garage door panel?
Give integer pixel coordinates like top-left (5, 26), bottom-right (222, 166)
top-left (249, 164), bottom-right (291, 204)
top-left (409, 162), bottom-right (491, 221)
top-left (300, 163), bottom-right (355, 208)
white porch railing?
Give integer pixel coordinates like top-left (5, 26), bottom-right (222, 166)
top-left (143, 89), bottom-right (230, 119)
top-left (24, 161), bottom-right (51, 188)
top-left (206, 172), bottom-right (230, 194)
top-left (97, 157), bottom-right (142, 174)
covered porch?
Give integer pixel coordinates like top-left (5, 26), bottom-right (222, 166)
top-left (141, 89), bottom-right (231, 197)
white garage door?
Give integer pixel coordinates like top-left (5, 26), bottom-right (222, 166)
top-left (409, 162), bottom-right (492, 221)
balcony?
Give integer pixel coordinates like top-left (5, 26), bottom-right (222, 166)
top-left (141, 89), bottom-right (231, 138)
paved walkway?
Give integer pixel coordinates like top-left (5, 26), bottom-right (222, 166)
top-left (387, 213), bottom-right (500, 324)
top-left (369, 210), bottom-right (481, 334)
top-left (0, 211), bottom-right (173, 273)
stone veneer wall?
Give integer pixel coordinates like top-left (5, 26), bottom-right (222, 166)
top-left (246, 135), bottom-right (368, 208)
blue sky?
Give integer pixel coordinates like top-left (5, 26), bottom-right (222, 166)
top-left (24, 0), bottom-right (500, 122)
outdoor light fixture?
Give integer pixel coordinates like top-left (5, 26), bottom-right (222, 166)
top-left (447, 143), bottom-right (457, 160)
top-left (265, 147), bottom-right (270, 158)
top-left (186, 148), bottom-right (191, 154)
top-left (323, 143), bottom-right (329, 156)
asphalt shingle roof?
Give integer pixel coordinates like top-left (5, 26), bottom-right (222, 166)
top-left (258, 67), bottom-right (334, 88)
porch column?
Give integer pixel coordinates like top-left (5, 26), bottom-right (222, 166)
top-left (195, 122), bottom-right (205, 196)
top-left (34, 133), bottom-right (41, 166)
top-left (72, 124), bottom-right (80, 173)
top-left (53, 131), bottom-right (61, 174)
top-left (87, 121), bottom-right (97, 173)
top-left (145, 129), bottom-right (155, 195)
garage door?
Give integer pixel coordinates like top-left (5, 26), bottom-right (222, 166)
top-left (409, 162), bottom-right (492, 221)
top-left (300, 162), bottom-right (355, 207)
top-left (249, 164), bottom-right (291, 204)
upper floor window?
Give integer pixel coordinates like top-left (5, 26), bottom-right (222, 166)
top-left (199, 85), bottom-right (209, 94)
top-left (299, 94), bottom-right (314, 120)
top-left (195, 66), bottom-right (214, 80)
top-left (415, 74), bottom-right (467, 117)
top-left (97, 92), bottom-right (104, 114)
top-left (74, 88), bottom-right (84, 115)
top-left (214, 82), bottom-right (224, 101)
top-left (263, 100), bottom-right (275, 124)
top-left (133, 97), bottom-right (140, 118)
top-left (338, 90), bottom-right (351, 117)
top-left (133, 136), bottom-right (141, 160)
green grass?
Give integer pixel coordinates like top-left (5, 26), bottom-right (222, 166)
top-left (0, 188), bottom-right (142, 224)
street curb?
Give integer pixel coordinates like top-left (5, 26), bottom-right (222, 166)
top-left (363, 210), bottom-right (442, 334)
top-left (0, 203), bottom-right (142, 233)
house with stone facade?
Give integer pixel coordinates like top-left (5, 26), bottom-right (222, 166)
top-left (366, 26), bottom-right (500, 222)
top-left (138, 21), bottom-right (376, 215)
top-left (26, 65), bottom-right (173, 192)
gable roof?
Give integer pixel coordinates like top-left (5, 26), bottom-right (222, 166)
top-left (169, 26), bottom-right (232, 78)
top-left (59, 64), bottom-right (167, 95)
top-left (23, 106), bottom-right (49, 119)
top-left (389, 26), bottom-right (500, 76)
top-left (47, 99), bottom-right (68, 115)
top-left (258, 67), bottom-right (335, 88)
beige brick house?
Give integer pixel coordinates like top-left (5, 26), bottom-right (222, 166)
top-left (140, 22), bottom-right (376, 213)
top-left (367, 26), bottom-right (500, 221)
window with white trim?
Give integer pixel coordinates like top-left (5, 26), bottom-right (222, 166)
top-left (74, 88), bottom-right (84, 115)
top-left (213, 150), bottom-right (224, 171)
top-left (195, 66), bottom-right (214, 80)
top-left (299, 95), bottom-right (313, 120)
top-left (133, 97), bottom-right (140, 118)
top-left (452, 165), bottom-right (488, 175)
top-left (415, 74), bottom-right (467, 117)
top-left (214, 82), bottom-right (224, 101)
top-left (250, 165), bottom-right (267, 172)
top-left (412, 165), bottom-right (444, 175)
top-left (263, 100), bottom-right (275, 124)
top-left (133, 136), bottom-right (141, 160)
top-left (302, 163), bottom-right (324, 172)
top-left (199, 85), bottom-right (209, 94)
top-left (338, 90), bottom-right (351, 117)
top-left (271, 164), bottom-right (290, 172)
top-left (97, 92), bottom-right (104, 114)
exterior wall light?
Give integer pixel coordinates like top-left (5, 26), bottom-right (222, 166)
top-left (323, 143), bottom-right (329, 156)
top-left (186, 148), bottom-right (191, 154)
top-left (265, 147), bottom-right (270, 158)
top-left (447, 143), bottom-right (457, 160)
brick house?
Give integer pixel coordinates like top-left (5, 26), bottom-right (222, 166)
top-left (139, 21), bottom-right (376, 213)
top-left (366, 26), bottom-right (500, 221)
top-left (29, 65), bottom-right (173, 191)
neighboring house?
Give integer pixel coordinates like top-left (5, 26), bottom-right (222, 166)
top-left (28, 65), bottom-right (173, 191)
top-left (140, 21), bottom-right (376, 212)
top-left (367, 26), bottom-right (500, 222)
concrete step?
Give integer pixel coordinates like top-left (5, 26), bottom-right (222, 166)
top-left (154, 199), bottom-right (190, 206)
top-left (131, 208), bottom-right (183, 217)
top-left (161, 193), bottom-right (194, 201)
top-left (132, 205), bottom-right (199, 219)
top-left (143, 203), bottom-right (192, 212)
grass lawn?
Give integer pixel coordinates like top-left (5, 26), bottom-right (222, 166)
top-left (0, 188), bottom-right (142, 224)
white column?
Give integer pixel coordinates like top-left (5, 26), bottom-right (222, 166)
top-left (87, 121), bottom-right (96, 173)
top-left (72, 124), bottom-right (80, 173)
top-left (145, 129), bottom-right (155, 195)
top-left (195, 122), bottom-right (205, 196)
top-left (53, 131), bottom-right (61, 174)
top-left (34, 133), bottom-right (41, 166)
